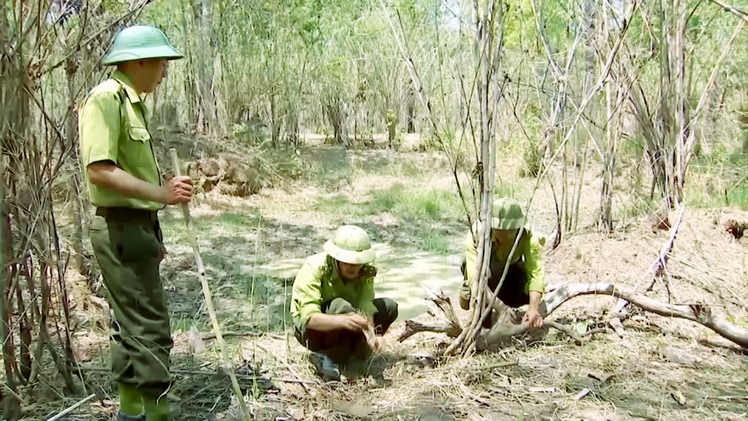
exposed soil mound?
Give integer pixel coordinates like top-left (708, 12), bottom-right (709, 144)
top-left (190, 155), bottom-right (263, 197)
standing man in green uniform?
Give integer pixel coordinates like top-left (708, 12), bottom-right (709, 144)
top-left (78, 25), bottom-right (191, 421)
top-left (459, 198), bottom-right (546, 329)
top-left (291, 225), bottom-right (399, 380)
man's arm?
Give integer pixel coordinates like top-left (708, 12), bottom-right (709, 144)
top-left (88, 162), bottom-right (192, 205)
top-left (307, 313), bottom-right (367, 332)
top-left (465, 229), bottom-right (478, 287)
top-left (523, 233), bottom-right (546, 328)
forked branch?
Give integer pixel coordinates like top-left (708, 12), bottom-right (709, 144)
top-left (403, 282), bottom-right (748, 352)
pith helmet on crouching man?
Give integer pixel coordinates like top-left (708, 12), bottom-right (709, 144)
top-left (324, 225), bottom-right (377, 265)
top-left (490, 197), bottom-right (527, 230)
top-left (290, 225), bottom-right (399, 380)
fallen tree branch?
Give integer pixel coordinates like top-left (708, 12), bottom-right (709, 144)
top-left (545, 283), bottom-right (746, 348)
top-left (202, 331), bottom-right (285, 341)
top-left (407, 279), bottom-right (748, 352)
top-left (397, 320), bottom-right (461, 342)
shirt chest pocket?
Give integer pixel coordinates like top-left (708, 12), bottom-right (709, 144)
top-left (119, 125), bottom-right (153, 168)
top-left (121, 104), bottom-right (154, 167)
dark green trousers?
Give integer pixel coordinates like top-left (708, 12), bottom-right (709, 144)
top-left (295, 297), bottom-right (398, 363)
top-left (89, 207), bottom-right (172, 397)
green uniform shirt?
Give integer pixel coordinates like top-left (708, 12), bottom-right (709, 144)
top-left (464, 223), bottom-right (545, 294)
top-left (291, 253), bottom-right (378, 328)
top-left (78, 70), bottom-right (163, 210)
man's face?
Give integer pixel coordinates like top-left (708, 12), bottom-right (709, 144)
top-left (492, 229), bottom-right (519, 244)
top-left (139, 59), bottom-right (168, 93)
top-left (338, 261), bottom-right (363, 281)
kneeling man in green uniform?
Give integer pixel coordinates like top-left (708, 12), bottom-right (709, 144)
top-left (291, 225), bottom-right (399, 379)
top-left (459, 198), bottom-right (546, 329)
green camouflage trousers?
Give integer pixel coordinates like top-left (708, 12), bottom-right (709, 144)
top-left (89, 207), bottom-right (172, 397)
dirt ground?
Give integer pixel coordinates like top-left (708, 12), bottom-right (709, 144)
top-left (38, 138), bottom-right (748, 421)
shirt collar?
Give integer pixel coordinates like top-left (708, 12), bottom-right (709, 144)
top-left (112, 70), bottom-right (142, 104)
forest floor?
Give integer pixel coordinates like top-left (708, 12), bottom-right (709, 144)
top-left (34, 134), bottom-right (748, 420)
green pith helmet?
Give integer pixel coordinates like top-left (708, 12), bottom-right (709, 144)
top-left (491, 197), bottom-right (526, 230)
top-left (324, 225), bottom-right (376, 265)
top-left (102, 25), bottom-right (183, 66)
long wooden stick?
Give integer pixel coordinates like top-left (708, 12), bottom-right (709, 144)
top-left (46, 393), bottom-right (97, 421)
top-left (169, 149), bottom-right (251, 421)
top-left (75, 365), bottom-right (318, 385)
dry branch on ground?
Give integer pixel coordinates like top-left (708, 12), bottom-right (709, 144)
top-left (402, 282), bottom-right (748, 353)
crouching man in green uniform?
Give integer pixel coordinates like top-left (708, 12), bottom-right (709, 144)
top-left (78, 25), bottom-right (191, 421)
top-left (291, 225), bottom-right (399, 380)
top-left (459, 198), bottom-right (546, 329)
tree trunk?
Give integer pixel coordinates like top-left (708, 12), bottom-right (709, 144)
top-left (270, 92), bottom-right (281, 148)
top-left (443, 0), bottom-right (503, 356)
top-left (599, 3), bottom-right (617, 232)
top-left (406, 81), bottom-right (416, 133)
top-left (324, 97), bottom-right (349, 147)
top-left (65, 54), bottom-right (84, 272)
top-left (672, 0), bottom-right (689, 205)
top-left (192, 0), bottom-right (216, 136)
top-left (1, 4), bottom-right (29, 416)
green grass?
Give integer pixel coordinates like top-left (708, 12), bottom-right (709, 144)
top-left (418, 231), bottom-right (451, 254)
top-left (159, 210), bottom-right (293, 333)
top-left (684, 171), bottom-right (748, 210)
top-left (494, 179), bottom-right (523, 199)
top-left (382, 185), bottom-right (463, 222)
top-left (315, 183), bottom-right (465, 224)
top-left (726, 179), bottom-right (748, 209)
top-left (618, 194), bottom-right (660, 220)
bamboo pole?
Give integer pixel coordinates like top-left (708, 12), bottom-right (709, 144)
top-left (169, 148), bottom-right (251, 420)
top-left (46, 393), bottom-right (97, 421)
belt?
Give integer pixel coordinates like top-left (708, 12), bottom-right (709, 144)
top-left (95, 207), bottom-right (158, 223)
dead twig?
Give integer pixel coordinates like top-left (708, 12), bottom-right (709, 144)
top-left (46, 393), bottom-right (98, 421)
top-left (73, 365), bottom-right (317, 385)
top-left (545, 283), bottom-right (748, 348)
top-left (465, 281), bottom-right (748, 352)
top-left (479, 360), bottom-right (518, 370)
top-left (399, 288), bottom-right (463, 342)
top-left (608, 318), bottom-right (625, 338)
top-left (708, 0), bottom-right (748, 24)
top-left (613, 204), bottom-right (686, 313)
top-left (202, 331), bottom-right (285, 340)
